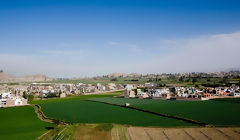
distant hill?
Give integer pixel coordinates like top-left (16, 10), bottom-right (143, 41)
top-left (0, 72), bottom-right (52, 82)
top-left (224, 67), bottom-right (240, 72)
top-left (108, 72), bottom-right (140, 78)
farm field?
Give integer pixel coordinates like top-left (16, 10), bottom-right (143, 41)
top-left (89, 97), bottom-right (240, 126)
top-left (39, 124), bottom-right (127, 140)
top-left (128, 127), bottom-right (240, 140)
top-left (30, 93), bottom-right (120, 105)
top-left (0, 106), bottom-right (53, 140)
top-left (211, 98), bottom-right (240, 103)
top-left (39, 99), bottom-right (194, 127)
top-left (38, 124), bottom-right (240, 140)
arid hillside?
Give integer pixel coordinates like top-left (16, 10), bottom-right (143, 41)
top-left (0, 72), bottom-right (52, 82)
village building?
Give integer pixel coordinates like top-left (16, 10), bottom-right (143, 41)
top-left (0, 92), bottom-right (28, 107)
top-left (60, 92), bottom-right (66, 98)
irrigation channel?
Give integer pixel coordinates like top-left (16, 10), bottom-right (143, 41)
top-left (31, 104), bottom-right (67, 125)
top-left (86, 99), bottom-right (210, 127)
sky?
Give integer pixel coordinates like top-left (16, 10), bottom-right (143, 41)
top-left (0, 0), bottom-right (240, 78)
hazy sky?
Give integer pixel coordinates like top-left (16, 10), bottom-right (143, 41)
top-left (1, 0), bottom-right (240, 77)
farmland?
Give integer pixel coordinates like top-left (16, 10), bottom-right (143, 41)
top-left (2, 93), bottom-right (240, 140)
top-left (40, 99), bottom-right (193, 127)
top-left (0, 106), bottom-right (53, 140)
top-left (128, 127), bottom-right (240, 140)
top-left (89, 97), bottom-right (240, 126)
top-left (40, 124), bottom-right (118, 140)
top-left (211, 98), bottom-right (240, 103)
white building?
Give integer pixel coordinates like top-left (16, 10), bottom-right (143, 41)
top-left (145, 83), bottom-right (154, 87)
top-left (97, 83), bottom-right (106, 91)
top-left (0, 92), bottom-right (28, 107)
top-left (137, 89), bottom-right (149, 98)
top-left (123, 89), bottom-right (136, 98)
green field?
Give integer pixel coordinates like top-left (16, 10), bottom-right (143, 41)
top-left (40, 99), bottom-right (193, 127)
top-left (89, 97), bottom-right (240, 126)
top-left (30, 93), bottom-right (118, 105)
top-left (0, 106), bottom-right (53, 140)
top-left (211, 98), bottom-right (240, 103)
top-left (2, 94), bottom-right (239, 139)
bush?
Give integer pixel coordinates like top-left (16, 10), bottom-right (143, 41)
top-left (28, 95), bottom-right (34, 102)
top-left (111, 78), bottom-right (118, 81)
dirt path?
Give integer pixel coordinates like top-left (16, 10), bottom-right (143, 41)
top-left (128, 127), bottom-right (240, 140)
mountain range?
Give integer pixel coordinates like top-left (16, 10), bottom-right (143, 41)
top-left (0, 71), bottom-right (52, 82)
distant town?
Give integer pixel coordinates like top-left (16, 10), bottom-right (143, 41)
top-left (1, 70), bottom-right (240, 107)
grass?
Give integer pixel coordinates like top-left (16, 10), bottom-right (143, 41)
top-left (211, 98), bottom-right (240, 103)
top-left (40, 99), bottom-right (193, 127)
top-left (89, 97), bottom-right (240, 126)
top-left (30, 93), bottom-right (120, 105)
top-left (38, 125), bottom-right (79, 140)
top-left (0, 106), bottom-right (53, 140)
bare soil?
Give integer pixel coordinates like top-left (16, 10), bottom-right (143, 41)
top-left (128, 127), bottom-right (240, 140)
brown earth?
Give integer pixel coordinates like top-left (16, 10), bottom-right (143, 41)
top-left (128, 127), bottom-right (240, 140)
top-left (0, 72), bottom-right (52, 82)
top-left (74, 124), bottom-right (112, 140)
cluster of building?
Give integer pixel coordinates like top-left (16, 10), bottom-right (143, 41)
top-left (0, 92), bottom-right (28, 107)
top-left (123, 84), bottom-right (240, 100)
top-left (0, 82), bottom-right (125, 99)
top-left (0, 82), bottom-right (126, 107)
top-left (104, 71), bottom-right (240, 79)
top-left (1, 81), bottom-right (240, 107)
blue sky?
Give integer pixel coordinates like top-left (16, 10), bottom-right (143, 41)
top-left (0, 0), bottom-right (240, 77)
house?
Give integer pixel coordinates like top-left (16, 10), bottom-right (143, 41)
top-left (148, 89), bottom-right (162, 97)
top-left (60, 92), bottom-right (66, 98)
top-left (124, 84), bottom-right (133, 90)
top-left (0, 92), bottom-right (28, 107)
top-left (144, 83), bottom-right (154, 87)
top-left (97, 83), bottom-right (106, 91)
top-left (229, 91), bottom-right (240, 97)
top-left (137, 91), bottom-right (149, 98)
top-left (40, 90), bottom-right (49, 97)
top-left (106, 83), bottom-right (116, 90)
top-left (123, 89), bottom-right (136, 98)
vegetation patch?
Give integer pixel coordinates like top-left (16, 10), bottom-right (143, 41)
top-left (95, 124), bottom-right (114, 131)
top-left (0, 106), bottom-right (53, 140)
top-left (30, 93), bottom-right (120, 105)
top-left (40, 99), bottom-right (193, 127)
top-left (211, 98), bottom-right (240, 103)
top-left (89, 97), bottom-right (240, 126)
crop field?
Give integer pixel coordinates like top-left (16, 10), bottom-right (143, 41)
top-left (211, 98), bottom-right (240, 103)
top-left (89, 97), bottom-right (240, 126)
top-left (30, 93), bottom-right (120, 105)
top-left (128, 127), bottom-right (240, 140)
top-left (0, 106), bottom-right (53, 140)
top-left (39, 99), bottom-right (193, 127)
top-left (39, 124), bottom-right (128, 140)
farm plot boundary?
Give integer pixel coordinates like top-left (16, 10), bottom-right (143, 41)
top-left (86, 99), bottom-right (207, 126)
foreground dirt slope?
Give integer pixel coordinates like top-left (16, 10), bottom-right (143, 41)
top-left (128, 127), bottom-right (240, 140)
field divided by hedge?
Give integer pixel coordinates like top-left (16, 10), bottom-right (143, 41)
top-left (40, 99), bottom-right (194, 127)
top-left (89, 97), bottom-right (240, 126)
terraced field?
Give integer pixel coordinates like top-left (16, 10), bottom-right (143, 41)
top-left (0, 106), bottom-right (53, 140)
top-left (89, 97), bottom-right (240, 126)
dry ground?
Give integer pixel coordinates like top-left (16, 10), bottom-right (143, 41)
top-left (38, 124), bottom-right (240, 140)
top-left (128, 127), bottom-right (240, 140)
